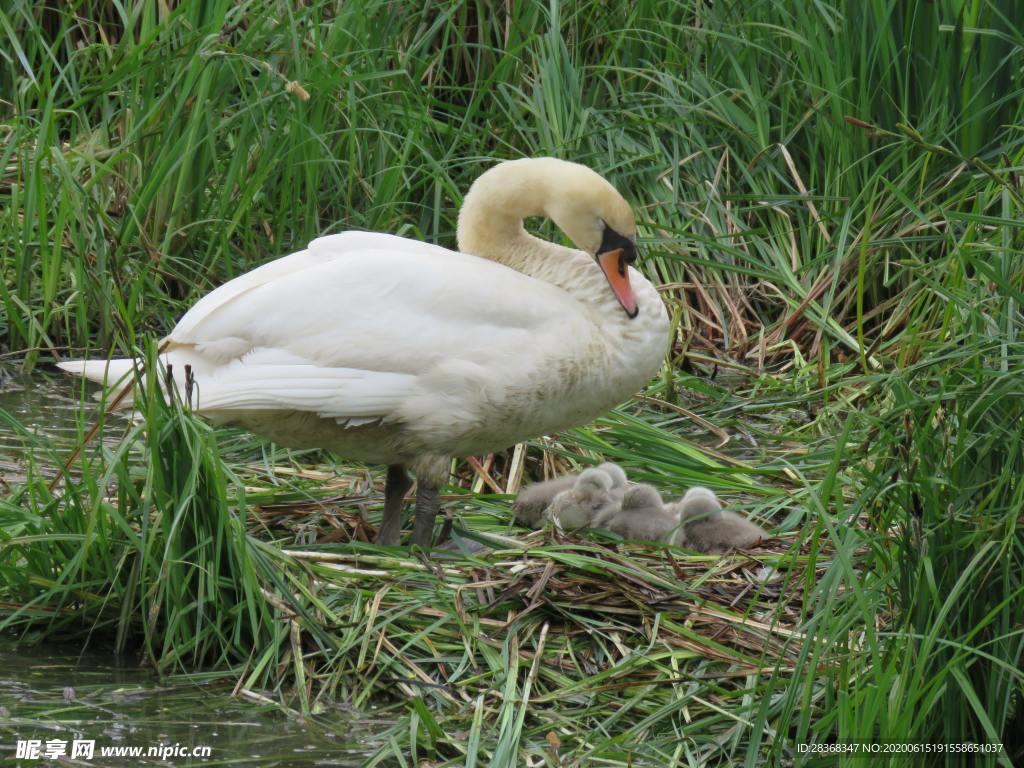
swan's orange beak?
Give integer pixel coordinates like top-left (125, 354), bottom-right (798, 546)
top-left (597, 248), bottom-right (639, 318)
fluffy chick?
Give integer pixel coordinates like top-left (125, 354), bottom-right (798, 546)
top-left (544, 468), bottom-right (618, 529)
top-left (593, 483), bottom-right (680, 542)
top-left (512, 461), bottom-right (627, 526)
top-left (671, 487), bottom-right (767, 552)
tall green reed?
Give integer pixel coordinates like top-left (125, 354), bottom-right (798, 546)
top-left (3, 0), bottom-right (1022, 366)
top-left (0, 340), bottom-right (291, 681)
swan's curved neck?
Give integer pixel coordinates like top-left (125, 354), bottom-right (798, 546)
top-left (456, 159), bottom-right (569, 276)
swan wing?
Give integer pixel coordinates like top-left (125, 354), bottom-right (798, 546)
top-left (174, 232), bottom-right (453, 338)
top-left (166, 236), bottom-right (590, 424)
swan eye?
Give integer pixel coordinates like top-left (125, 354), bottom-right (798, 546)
top-left (597, 222), bottom-right (637, 264)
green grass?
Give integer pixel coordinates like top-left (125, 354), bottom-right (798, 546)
top-left (2, 0), bottom-right (1023, 765)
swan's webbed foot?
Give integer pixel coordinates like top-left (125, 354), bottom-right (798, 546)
top-left (412, 485), bottom-right (440, 549)
top-left (377, 464), bottom-right (411, 546)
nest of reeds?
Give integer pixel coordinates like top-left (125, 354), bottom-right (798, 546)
top-left (252, 483), bottom-right (841, 710)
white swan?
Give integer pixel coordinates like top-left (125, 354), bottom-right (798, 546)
top-left (58, 158), bottom-right (669, 547)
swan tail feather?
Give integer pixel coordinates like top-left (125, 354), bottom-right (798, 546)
top-left (56, 358), bottom-right (136, 386)
top-left (56, 358), bottom-right (139, 408)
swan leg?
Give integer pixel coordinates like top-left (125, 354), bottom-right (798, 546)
top-left (412, 484), bottom-right (440, 549)
top-left (377, 464), bottom-right (411, 546)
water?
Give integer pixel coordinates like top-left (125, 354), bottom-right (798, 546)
top-left (0, 365), bottom-right (149, 491)
top-left (0, 644), bottom-right (376, 766)
top-left (0, 366), bottom-right (92, 483)
top-left (0, 372), bottom-right (384, 766)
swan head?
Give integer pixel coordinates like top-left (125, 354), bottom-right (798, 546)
top-left (542, 165), bottom-right (639, 318)
top-left (459, 158), bottom-right (640, 317)
top-left (596, 461), bottom-right (628, 488)
top-left (575, 467), bottom-right (614, 494)
top-left (621, 483), bottom-right (662, 512)
top-left (678, 487), bottom-right (723, 522)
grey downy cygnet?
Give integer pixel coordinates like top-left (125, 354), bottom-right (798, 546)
top-left (544, 468), bottom-right (619, 529)
top-left (512, 461), bottom-right (628, 526)
top-left (593, 483), bottom-right (681, 542)
top-left (672, 486), bottom-right (767, 552)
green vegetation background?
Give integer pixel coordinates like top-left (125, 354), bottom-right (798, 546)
top-left (1, 1), bottom-right (1022, 765)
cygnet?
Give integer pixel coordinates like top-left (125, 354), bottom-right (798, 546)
top-left (671, 486), bottom-right (767, 552)
top-left (593, 483), bottom-right (681, 542)
top-left (512, 461), bottom-right (628, 526)
top-left (544, 468), bottom-right (618, 529)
